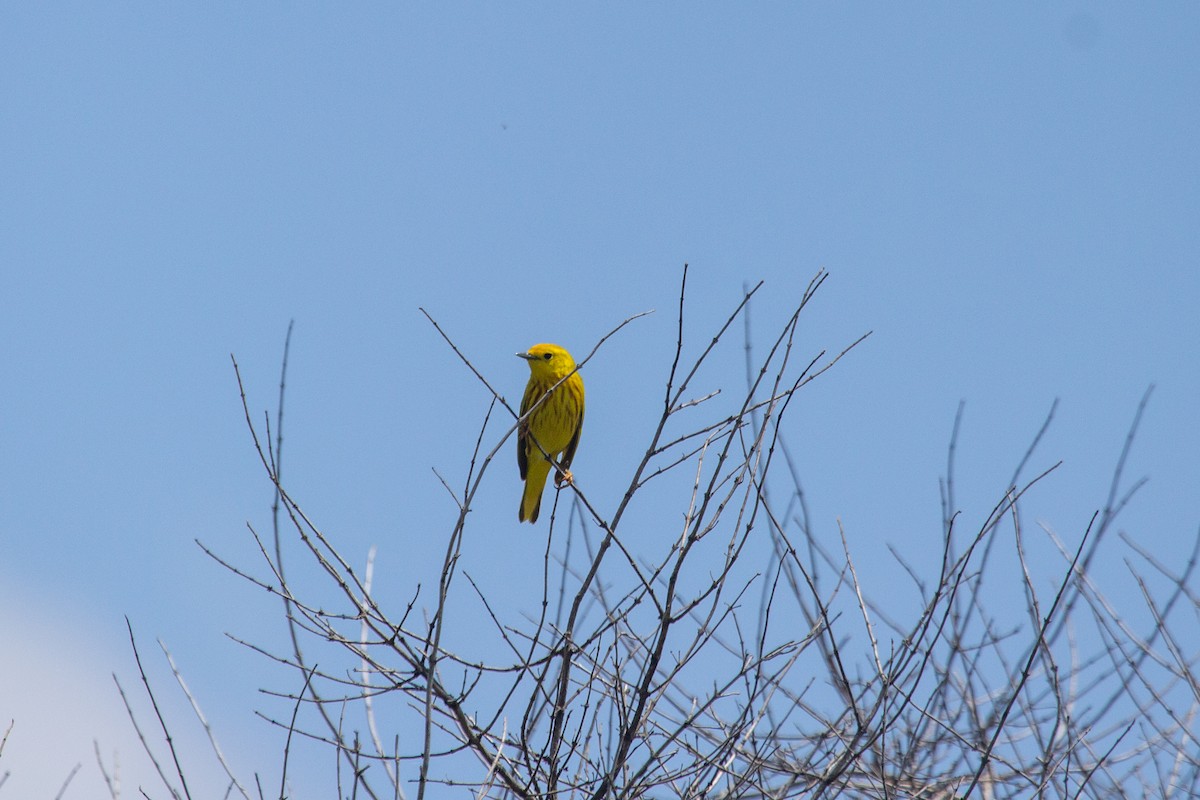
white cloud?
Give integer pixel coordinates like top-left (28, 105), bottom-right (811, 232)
top-left (0, 581), bottom-right (231, 799)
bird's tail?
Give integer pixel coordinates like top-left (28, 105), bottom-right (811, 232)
top-left (519, 458), bottom-right (551, 523)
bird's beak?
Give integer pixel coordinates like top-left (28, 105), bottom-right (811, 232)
top-left (516, 352), bottom-right (534, 360)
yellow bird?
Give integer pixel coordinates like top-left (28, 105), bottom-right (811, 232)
top-left (516, 343), bottom-right (585, 523)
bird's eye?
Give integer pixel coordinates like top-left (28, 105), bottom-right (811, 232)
top-left (543, 352), bottom-right (552, 360)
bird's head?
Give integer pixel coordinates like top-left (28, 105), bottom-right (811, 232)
top-left (517, 343), bottom-right (577, 379)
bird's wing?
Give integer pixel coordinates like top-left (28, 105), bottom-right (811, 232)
top-left (561, 384), bottom-right (584, 470)
top-left (517, 380), bottom-right (538, 480)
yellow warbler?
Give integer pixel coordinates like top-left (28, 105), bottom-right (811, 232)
top-left (516, 343), bottom-right (585, 523)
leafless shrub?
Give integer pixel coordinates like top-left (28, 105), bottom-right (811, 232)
top-left (118, 268), bottom-right (1198, 799)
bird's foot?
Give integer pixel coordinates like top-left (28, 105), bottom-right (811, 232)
top-left (554, 469), bottom-right (574, 488)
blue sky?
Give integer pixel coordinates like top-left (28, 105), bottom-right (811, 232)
top-left (2, 4), bottom-right (1198, 796)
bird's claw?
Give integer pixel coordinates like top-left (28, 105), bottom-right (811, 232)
top-left (554, 469), bottom-right (574, 488)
